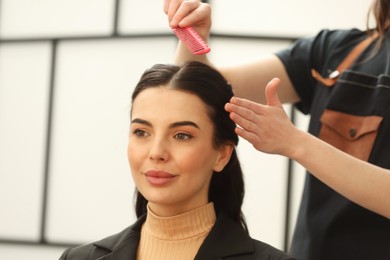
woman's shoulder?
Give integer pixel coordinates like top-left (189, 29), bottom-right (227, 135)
top-left (59, 216), bottom-right (146, 260)
top-left (59, 243), bottom-right (95, 260)
top-left (204, 212), bottom-right (296, 260)
top-left (58, 226), bottom-right (134, 260)
top-left (251, 239), bottom-right (297, 260)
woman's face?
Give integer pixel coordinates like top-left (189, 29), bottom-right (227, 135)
top-left (128, 87), bottom-right (231, 216)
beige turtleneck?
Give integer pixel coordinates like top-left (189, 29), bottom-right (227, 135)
top-left (136, 202), bottom-right (216, 260)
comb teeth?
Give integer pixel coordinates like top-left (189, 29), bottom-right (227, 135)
top-left (172, 27), bottom-right (210, 55)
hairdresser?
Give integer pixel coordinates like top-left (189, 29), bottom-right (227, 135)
top-left (164, 1), bottom-right (390, 260)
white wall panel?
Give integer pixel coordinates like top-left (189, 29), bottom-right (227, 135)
top-left (119, 0), bottom-right (170, 34)
top-left (0, 0), bottom-right (114, 38)
top-left (212, 0), bottom-right (374, 37)
top-left (288, 110), bottom-right (310, 249)
top-left (238, 140), bottom-right (289, 249)
top-left (46, 38), bottom-right (176, 244)
top-left (0, 244), bottom-right (66, 260)
top-left (0, 43), bottom-right (51, 240)
top-left (209, 38), bottom-right (291, 67)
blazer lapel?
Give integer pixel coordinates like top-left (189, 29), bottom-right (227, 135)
top-left (195, 213), bottom-right (255, 259)
top-left (93, 215), bottom-right (146, 260)
top-left (98, 233), bottom-right (140, 260)
top-left (89, 213), bottom-right (254, 259)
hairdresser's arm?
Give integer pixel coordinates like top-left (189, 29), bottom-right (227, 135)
top-left (164, 0), bottom-right (300, 104)
top-left (220, 57), bottom-right (299, 104)
top-left (225, 78), bottom-right (390, 219)
top-left (293, 126), bottom-right (390, 219)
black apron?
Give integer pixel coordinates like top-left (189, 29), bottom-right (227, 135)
top-left (290, 33), bottom-right (390, 260)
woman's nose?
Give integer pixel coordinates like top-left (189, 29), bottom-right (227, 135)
top-left (149, 138), bottom-right (169, 162)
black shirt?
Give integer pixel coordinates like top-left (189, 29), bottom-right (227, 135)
top-left (276, 29), bottom-right (390, 260)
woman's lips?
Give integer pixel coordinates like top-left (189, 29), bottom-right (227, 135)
top-left (144, 170), bottom-right (177, 185)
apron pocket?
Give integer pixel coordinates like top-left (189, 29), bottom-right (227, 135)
top-left (319, 109), bottom-right (383, 161)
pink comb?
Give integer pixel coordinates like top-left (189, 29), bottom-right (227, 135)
top-left (172, 26), bottom-right (210, 55)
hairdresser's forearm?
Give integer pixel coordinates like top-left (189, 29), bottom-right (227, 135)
top-left (289, 130), bottom-right (390, 219)
top-left (173, 41), bottom-right (211, 65)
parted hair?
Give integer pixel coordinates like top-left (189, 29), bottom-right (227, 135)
top-left (131, 61), bottom-right (248, 232)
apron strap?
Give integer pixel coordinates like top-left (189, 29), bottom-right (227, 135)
top-left (311, 32), bottom-right (379, 87)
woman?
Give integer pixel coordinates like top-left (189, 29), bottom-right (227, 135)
top-left (164, 0), bottom-right (390, 260)
top-left (59, 61), bottom-right (295, 260)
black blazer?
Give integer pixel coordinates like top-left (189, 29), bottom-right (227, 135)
top-left (60, 213), bottom-right (296, 260)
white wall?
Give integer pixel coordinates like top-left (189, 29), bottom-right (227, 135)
top-left (0, 0), bottom-right (373, 259)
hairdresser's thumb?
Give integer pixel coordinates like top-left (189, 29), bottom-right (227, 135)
top-left (265, 78), bottom-right (282, 107)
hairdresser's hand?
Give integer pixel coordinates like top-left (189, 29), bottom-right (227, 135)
top-left (225, 78), bottom-right (303, 157)
top-left (163, 0), bottom-right (211, 39)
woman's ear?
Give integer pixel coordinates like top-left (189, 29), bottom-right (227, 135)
top-left (213, 143), bottom-right (234, 172)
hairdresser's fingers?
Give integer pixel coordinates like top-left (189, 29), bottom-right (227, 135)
top-left (228, 96), bottom-right (266, 116)
top-left (225, 101), bottom-right (262, 134)
top-left (234, 127), bottom-right (261, 147)
top-left (228, 110), bottom-right (260, 134)
top-left (225, 98), bottom-right (267, 132)
top-left (227, 78), bottom-right (283, 115)
top-left (169, 1), bottom-right (211, 29)
top-left (265, 78), bottom-right (283, 107)
top-left (164, 0), bottom-right (181, 23)
top-left (163, 0), bottom-right (172, 15)
top-left (177, 1), bottom-right (210, 28)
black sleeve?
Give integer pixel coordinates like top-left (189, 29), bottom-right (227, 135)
top-left (252, 240), bottom-right (297, 260)
top-left (275, 30), bottom-right (333, 114)
top-left (275, 29), bottom-right (362, 114)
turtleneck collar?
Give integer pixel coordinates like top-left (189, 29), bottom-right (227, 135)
top-left (143, 202), bottom-right (216, 240)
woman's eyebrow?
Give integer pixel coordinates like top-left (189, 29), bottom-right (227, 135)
top-left (131, 118), bottom-right (199, 129)
top-left (170, 121), bottom-right (200, 129)
top-left (131, 118), bottom-right (151, 127)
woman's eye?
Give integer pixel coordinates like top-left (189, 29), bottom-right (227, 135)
top-left (133, 129), bottom-right (149, 137)
top-left (174, 132), bottom-right (192, 140)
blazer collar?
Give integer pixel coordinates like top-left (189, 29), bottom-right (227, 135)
top-left (91, 212), bottom-right (254, 260)
top-left (92, 215), bottom-right (146, 260)
top-left (195, 212), bottom-right (255, 259)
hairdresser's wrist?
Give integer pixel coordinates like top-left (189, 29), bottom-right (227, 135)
top-left (282, 128), bottom-right (310, 161)
top-left (174, 41), bottom-right (209, 65)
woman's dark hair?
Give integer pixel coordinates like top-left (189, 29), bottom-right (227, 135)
top-left (131, 61), bottom-right (248, 232)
